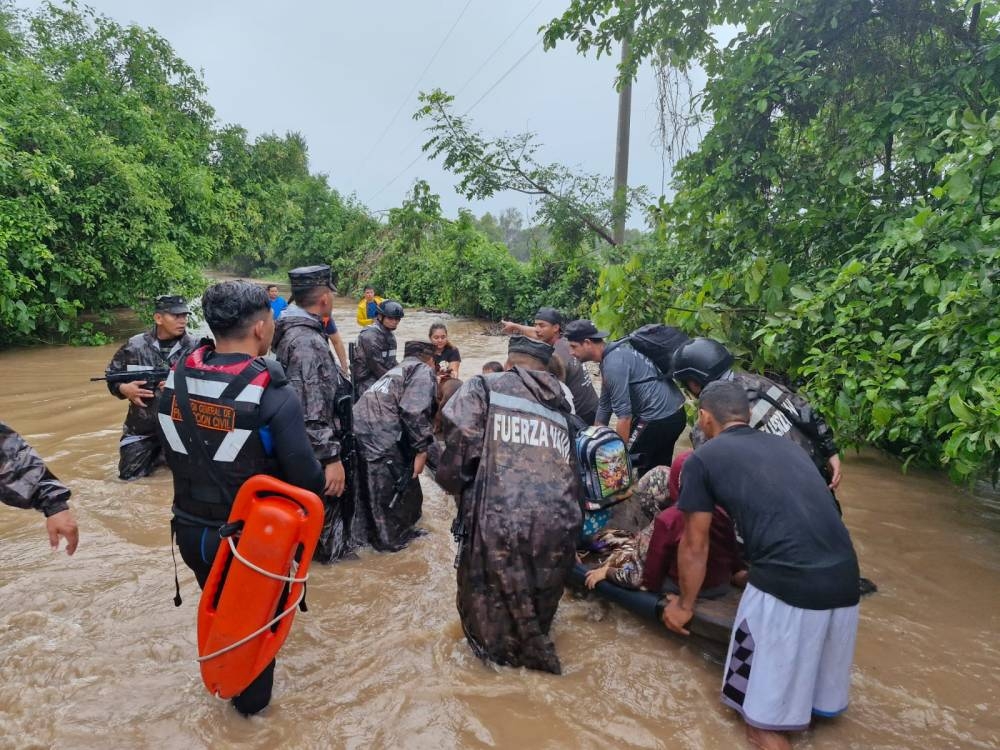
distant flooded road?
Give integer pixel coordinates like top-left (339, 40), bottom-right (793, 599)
top-left (1, 292), bottom-right (998, 749)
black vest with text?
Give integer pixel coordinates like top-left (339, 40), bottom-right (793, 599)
top-left (157, 345), bottom-right (279, 522)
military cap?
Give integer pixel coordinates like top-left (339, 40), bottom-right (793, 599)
top-left (154, 294), bottom-right (190, 314)
top-left (508, 335), bottom-right (554, 365)
top-left (563, 319), bottom-right (609, 342)
top-left (404, 340), bottom-right (437, 359)
top-left (288, 264), bottom-right (336, 294)
top-left (533, 307), bottom-right (563, 326)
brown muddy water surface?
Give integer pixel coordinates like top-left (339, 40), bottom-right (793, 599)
top-left (1, 293), bottom-right (999, 749)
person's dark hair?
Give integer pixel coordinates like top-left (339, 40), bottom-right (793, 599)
top-left (429, 322), bottom-right (449, 350)
top-left (294, 285), bottom-right (330, 308)
top-left (266, 284), bottom-right (278, 292)
top-left (482, 361), bottom-right (503, 374)
top-left (698, 380), bottom-right (750, 425)
top-left (202, 280), bottom-right (271, 339)
top-left (364, 284), bottom-right (375, 293)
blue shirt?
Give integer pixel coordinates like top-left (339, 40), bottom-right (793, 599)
top-left (596, 342), bottom-right (684, 423)
top-left (270, 296), bottom-right (288, 321)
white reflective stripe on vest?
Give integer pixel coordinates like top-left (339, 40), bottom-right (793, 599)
top-left (214, 429), bottom-right (253, 462)
top-left (158, 413), bottom-right (188, 455)
top-left (159, 371), bottom-right (267, 462)
top-left (163, 372), bottom-right (227, 398)
top-left (489, 392), bottom-right (568, 429)
top-left (749, 397), bottom-right (772, 428)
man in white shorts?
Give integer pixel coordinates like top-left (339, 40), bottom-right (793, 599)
top-left (662, 380), bottom-right (860, 750)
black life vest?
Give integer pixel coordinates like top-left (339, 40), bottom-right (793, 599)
top-left (157, 345), bottom-right (280, 523)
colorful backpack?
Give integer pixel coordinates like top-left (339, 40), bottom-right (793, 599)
top-left (574, 425), bottom-right (635, 511)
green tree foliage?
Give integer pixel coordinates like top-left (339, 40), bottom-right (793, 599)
top-left (550, 0), bottom-right (999, 482)
top-left (0, 1), bottom-right (231, 343)
top-left (0, 2), bottom-right (377, 345)
top-left (333, 181), bottom-right (598, 321)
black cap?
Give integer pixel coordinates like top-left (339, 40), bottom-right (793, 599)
top-left (563, 319), bottom-right (609, 342)
top-left (534, 307), bottom-right (563, 326)
top-left (404, 340), bottom-right (437, 359)
top-left (508, 335), bottom-right (553, 364)
top-left (155, 295), bottom-right (190, 315)
top-left (288, 264), bottom-right (336, 295)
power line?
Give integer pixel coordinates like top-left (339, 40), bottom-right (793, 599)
top-left (454, 0), bottom-right (546, 97)
top-left (368, 27), bottom-right (544, 204)
top-left (464, 39), bottom-right (540, 114)
top-left (369, 152), bottom-right (425, 204)
top-left (392, 1), bottom-right (546, 160)
top-left (355, 0), bottom-right (474, 175)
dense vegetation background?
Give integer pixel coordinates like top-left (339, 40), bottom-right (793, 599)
top-left (1, 1), bottom-right (996, 483)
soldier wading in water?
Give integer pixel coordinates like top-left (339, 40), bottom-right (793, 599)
top-left (105, 295), bottom-right (197, 480)
top-left (272, 265), bottom-right (358, 562)
top-left (437, 336), bottom-right (582, 673)
top-left (353, 340), bottom-right (438, 551)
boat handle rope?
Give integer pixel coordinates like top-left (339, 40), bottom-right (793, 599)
top-left (196, 538), bottom-right (309, 665)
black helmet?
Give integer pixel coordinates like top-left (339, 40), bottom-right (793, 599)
top-left (671, 338), bottom-right (734, 387)
top-left (377, 300), bottom-right (404, 319)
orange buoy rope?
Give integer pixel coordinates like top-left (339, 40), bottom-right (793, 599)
top-left (196, 538), bottom-right (308, 665)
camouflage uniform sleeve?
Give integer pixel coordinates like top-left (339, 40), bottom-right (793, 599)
top-left (400, 365), bottom-right (437, 453)
top-left (0, 422), bottom-right (71, 516)
top-left (285, 343), bottom-right (341, 463)
top-left (367, 329), bottom-right (395, 381)
top-left (786, 389), bottom-right (839, 458)
top-left (436, 376), bottom-right (488, 494)
top-left (104, 341), bottom-right (133, 398)
top-left (352, 330), bottom-right (374, 384)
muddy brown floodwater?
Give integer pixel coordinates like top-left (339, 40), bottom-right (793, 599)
top-left (1, 292), bottom-right (999, 750)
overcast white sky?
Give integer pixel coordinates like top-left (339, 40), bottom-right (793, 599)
top-left (20, 0), bottom-right (705, 227)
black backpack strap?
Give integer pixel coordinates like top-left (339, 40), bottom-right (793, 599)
top-left (218, 358), bottom-right (268, 401)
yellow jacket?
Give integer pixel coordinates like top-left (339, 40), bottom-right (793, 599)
top-left (356, 296), bottom-right (384, 327)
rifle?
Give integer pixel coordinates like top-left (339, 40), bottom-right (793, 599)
top-left (334, 393), bottom-right (356, 462)
top-left (348, 342), bottom-right (360, 403)
top-left (386, 459), bottom-right (414, 510)
top-left (92, 369), bottom-right (171, 392)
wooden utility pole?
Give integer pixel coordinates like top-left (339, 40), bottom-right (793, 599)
top-left (612, 32), bottom-right (633, 246)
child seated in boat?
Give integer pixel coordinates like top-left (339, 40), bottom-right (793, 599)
top-left (584, 451), bottom-right (747, 598)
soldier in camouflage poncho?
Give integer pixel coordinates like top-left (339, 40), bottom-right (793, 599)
top-left (273, 265), bottom-right (359, 562)
top-left (437, 336), bottom-right (582, 674)
top-left (352, 300), bottom-right (403, 395)
top-left (104, 295), bottom-right (197, 480)
top-left (673, 338), bottom-right (842, 489)
top-left (353, 341), bottom-right (438, 551)
top-left (692, 371), bottom-right (839, 480)
top-left (1, 421), bottom-right (79, 553)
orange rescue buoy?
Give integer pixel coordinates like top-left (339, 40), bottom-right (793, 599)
top-left (196, 474), bottom-right (324, 698)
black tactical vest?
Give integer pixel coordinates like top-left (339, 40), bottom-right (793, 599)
top-left (157, 345), bottom-right (279, 522)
